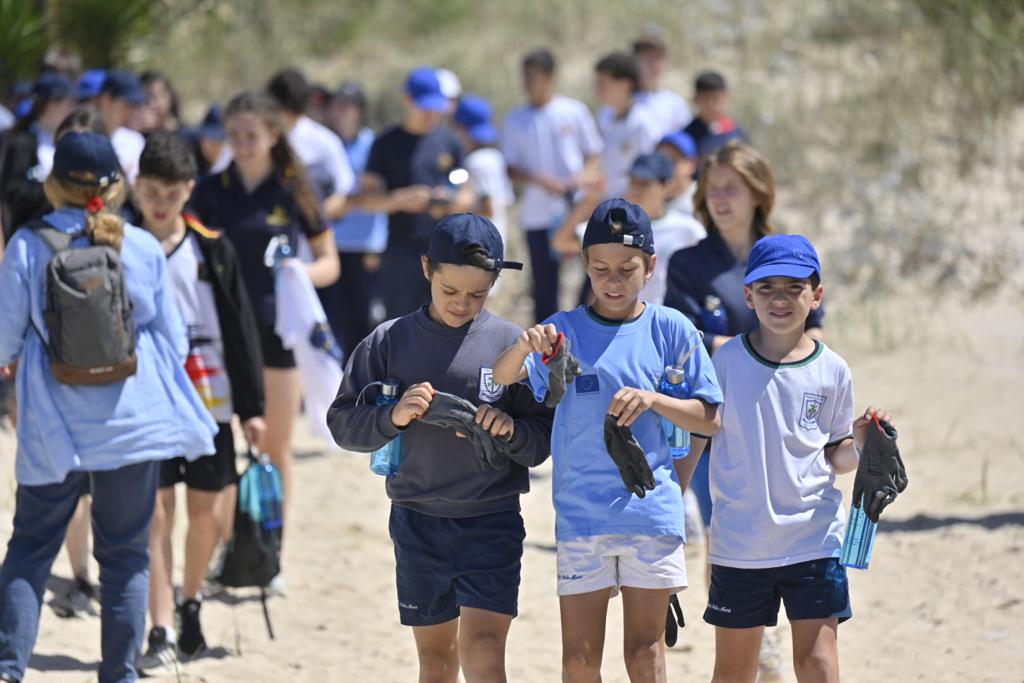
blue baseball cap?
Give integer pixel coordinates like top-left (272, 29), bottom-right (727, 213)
top-left (195, 104), bottom-right (225, 141)
top-left (454, 94), bottom-right (497, 144)
top-left (583, 198), bottom-right (654, 255)
top-left (52, 131), bottom-right (121, 187)
top-left (744, 234), bottom-right (821, 285)
top-left (629, 153), bottom-right (674, 182)
top-left (33, 72), bottom-right (73, 101)
top-left (405, 67), bottom-right (449, 113)
top-left (100, 70), bottom-right (146, 105)
top-left (76, 69), bottom-right (107, 100)
top-left (658, 131), bottom-right (697, 159)
top-left (426, 213), bottom-right (524, 272)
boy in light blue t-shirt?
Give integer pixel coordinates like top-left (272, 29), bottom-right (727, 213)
top-left (494, 198), bottom-right (722, 682)
top-left (705, 233), bottom-right (895, 683)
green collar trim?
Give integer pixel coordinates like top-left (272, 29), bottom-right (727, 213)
top-left (742, 334), bottom-right (823, 369)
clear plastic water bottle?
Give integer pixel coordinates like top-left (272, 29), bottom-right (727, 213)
top-left (370, 380), bottom-right (403, 477)
top-left (840, 494), bottom-right (878, 570)
top-left (699, 295), bottom-right (729, 336)
top-left (256, 454), bottom-right (284, 530)
top-left (659, 365), bottom-right (691, 459)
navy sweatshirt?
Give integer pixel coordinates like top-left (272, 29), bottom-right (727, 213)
top-left (326, 307), bottom-right (553, 518)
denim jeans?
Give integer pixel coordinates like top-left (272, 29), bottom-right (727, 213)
top-left (0, 460), bottom-right (158, 683)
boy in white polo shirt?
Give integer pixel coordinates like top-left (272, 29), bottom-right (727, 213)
top-left (705, 233), bottom-right (895, 683)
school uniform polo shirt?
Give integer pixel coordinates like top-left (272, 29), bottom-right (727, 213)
top-left (598, 104), bottom-right (662, 199)
top-left (189, 163), bottom-right (327, 326)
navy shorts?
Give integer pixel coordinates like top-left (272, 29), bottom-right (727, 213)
top-left (704, 558), bottom-right (852, 629)
top-left (160, 423), bottom-right (237, 492)
top-left (389, 505), bottom-right (525, 627)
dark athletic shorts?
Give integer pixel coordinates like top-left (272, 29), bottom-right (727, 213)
top-left (159, 423), bottom-right (238, 492)
top-left (389, 505), bottom-right (525, 627)
top-left (704, 557), bottom-right (852, 629)
top-left (259, 322), bottom-right (296, 370)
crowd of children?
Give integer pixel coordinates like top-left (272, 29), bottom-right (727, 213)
top-left (0, 30), bottom-right (898, 683)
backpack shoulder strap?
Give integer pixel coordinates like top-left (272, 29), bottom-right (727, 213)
top-left (26, 220), bottom-right (80, 253)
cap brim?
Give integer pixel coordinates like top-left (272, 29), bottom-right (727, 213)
top-left (468, 123), bottom-right (497, 144)
top-left (743, 264), bottom-right (817, 285)
top-left (413, 93), bottom-right (451, 112)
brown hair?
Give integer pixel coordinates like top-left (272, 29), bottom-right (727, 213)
top-left (224, 91), bottom-right (322, 231)
top-left (42, 176), bottom-right (129, 251)
top-left (693, 140), bottom-right (775, 243)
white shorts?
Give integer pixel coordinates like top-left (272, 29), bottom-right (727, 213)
top-left (556, 534), bottom-right (688, 597)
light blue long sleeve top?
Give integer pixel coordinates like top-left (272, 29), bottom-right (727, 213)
top-left (0, 208), bottom-right (217, 486)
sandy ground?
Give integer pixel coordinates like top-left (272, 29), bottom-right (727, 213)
top-left (1, 292), bottom-right (1022, 682)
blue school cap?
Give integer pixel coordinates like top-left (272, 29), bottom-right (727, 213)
top-left (658, 131), bottom-right (697, 159)
top-left (52, 131), bottom-right (121, 187)
top-left (743, 234), bottom-right (821, 285)
top-left (405, 67), bottom-right (449, 113)
top-left (196, 104), bottom-right (225, 141)
top-left (453, 94), bottom-right (497, 144)
top-left (101, 70), bottom-right (146, 105)
top-left (76, 69), bottom-right (107, 100)
top-left (582, 198), bottom-right (655, 255)
top-left (33, 72), bottom-right (73, 101)
top-left (629, 153), bottom-right (674, 182)
top-left (426, 213), bottom-right (524, 272)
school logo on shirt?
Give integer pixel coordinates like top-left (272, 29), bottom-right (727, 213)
top-left (479, 367), bottom-right (505, 403)
top-left (266, 206), bottom-right (290, 226)
top-left (800, 393), bottom-right (828, 430)
top-left (574, 374), bottom-right (601, 395)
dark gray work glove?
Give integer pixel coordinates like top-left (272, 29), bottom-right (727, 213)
top-left (603, 414), bottom-right (656, 498)
top-left (419, 391), bottom-right (511, 469)
top-left (665, 594), bottom-right (685, 647)
top-left (851, 415), bottom-right (908, 522)
top-left (541, 332), bottom-right (582, 408)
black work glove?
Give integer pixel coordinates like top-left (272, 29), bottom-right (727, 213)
top-left (851, 416), bottom-right (908, 522)
top-left (603, 414), bottom-right (656, 498)
top-left (665, 594), bottom-right (685, 647)
top-left (419, 391), bottom-right (511, 469)
top-left (542, 332), bottom-right (582, 408)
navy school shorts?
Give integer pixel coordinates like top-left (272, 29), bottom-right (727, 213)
top-left (704, 557), bottom-right (852, 629)
top-left (389, 504), bottom-right (526, 627)
top-left (159, 423), bottom-right (237, 492)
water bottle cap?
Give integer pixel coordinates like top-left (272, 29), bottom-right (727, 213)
top-left (664, 365), bottom-right (686, 384)
top-left (704, 295), bottom-right (721, 311)
top-left (381, 379), bottom-right (400, 397)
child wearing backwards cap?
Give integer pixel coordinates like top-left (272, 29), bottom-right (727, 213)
top-left (704, 234), bottom-right (894, 683)
top-left (327, 214), bottom-right (553, 683)
top-left (493, 199), bottom-right (723, 682)
top-left (453, 94), bottom-right (514, 247)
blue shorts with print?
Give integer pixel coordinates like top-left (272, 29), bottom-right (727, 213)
top-left (704, 557), bottom-right (852, 628)
top-left (389, 505), bottom-right (525, 627)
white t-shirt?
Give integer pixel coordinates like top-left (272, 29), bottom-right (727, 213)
top-left (501, 95), bottom-right (603, 229)
top-left (167, 233), bottom-right (234, 424)
top-left (464, 147), bottom-right (514, 242)
top-left (598, 105), bottom-right (661, 199)
top-left (668, 183), bottom-right (696, 218)
top-left (642, 209), bottom-right (706, 305)
top-left (288, 115), bottom-right (355, 201)
top-left (34, 128), bottom-right (56, 180)
top-left (709, 336), bottom-right (855, 569)
top-left (110, 127), bottom-right (145, 183)
top-left (635, 88), bottom-right (692, 139)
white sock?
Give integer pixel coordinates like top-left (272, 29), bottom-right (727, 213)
top-left (163, 627), bottom-right (177, 644)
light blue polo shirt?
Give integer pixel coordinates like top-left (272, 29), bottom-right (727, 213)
top-left (524, 304), bottom-right (722, 541)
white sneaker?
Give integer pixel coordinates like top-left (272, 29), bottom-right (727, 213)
top-left (136, 627), bottom-right (180, 676)
top-left (757, 628), bottom-right (785, 682)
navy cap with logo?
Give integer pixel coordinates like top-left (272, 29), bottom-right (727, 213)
top-left (629, 153), bottom-right (674, 183)
top-left (426, 213), bottom-right (524, 272)
top-left (743, 234), bottom-right (821, 285)
top-left (405, 67), bottom-right (449, 113)
top-left (52, 131), bottom-right (121, 187)
top-left (101, 70), bottom-right (146, 105)
top-left (582, 198), bottom-right (655, 255)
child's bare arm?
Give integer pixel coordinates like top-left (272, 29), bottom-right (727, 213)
top-left (672, 436), bottom-right (709, 491)
top-left (609, 388), bottom-right (721, 436)
top-left (492, 324), bottom-right (559, 385)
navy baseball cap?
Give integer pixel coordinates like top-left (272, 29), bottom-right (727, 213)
top-left (454, 94), bottom-right (497, 144)
top-left (101, 70), bottom-right (146, 105)
top-left (195, 104), bottom-right (225, 141)
top-left (33, 72), bottom-right (73, 101)
top-left (76, 69), bottom-right (106, 100)
top-left (52, 131), bottom-right (121, 187)
top-left (744, 234), bottom-right (821, 285)
top-left (335, 81), bottom-right (366, 109)
top-left (405, 67), bottom-right (449, 113)
top-left (658, 131), bottom-right (697, 159)
top-left (426, 213), bottom-right (524, 272)
top-left (583, 198), bottom-right (654, 255)
top-left (629, 153), bottom-right (674, 182)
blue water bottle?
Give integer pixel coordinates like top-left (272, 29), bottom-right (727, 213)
top-left (370, 379), bottom-right (403, 477)
top-left (659, 365), bottom-right (691, 459)
top-left (699, 295), bottom-right (729, 336)
top-left (256, 454), bottom-right (284, 530)
top-left (840, 495), bottom-right (878, 570)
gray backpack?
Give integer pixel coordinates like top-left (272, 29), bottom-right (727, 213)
top-left (28, 220), bottom-right (137, 385)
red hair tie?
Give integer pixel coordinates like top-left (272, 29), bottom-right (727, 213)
top-left (85, 197), bottom-right (104, 214)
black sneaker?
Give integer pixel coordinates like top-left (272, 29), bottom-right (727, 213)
top-left (177, 599), bottom-right (207, 659)
top-left (136, 626), bottom-right (178, 675)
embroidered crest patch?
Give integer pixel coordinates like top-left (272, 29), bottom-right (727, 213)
top-left (800, 392), bottom-right (827, 430)
top-left (478, 367), bottom-right (504, 403)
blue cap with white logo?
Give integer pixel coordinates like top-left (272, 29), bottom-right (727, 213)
top-left (426, 213), bottom-right (524, 272)
top-left (405, 67), bottom-right (449, 113)
top-left (743, 234), bottom-right (821, 285)
top-left (582, 198), bottom-right (654, 255)
top-left (52, 131), bottom-right (121, 187)
top-left (454, 94), bottom-right (497, 145)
